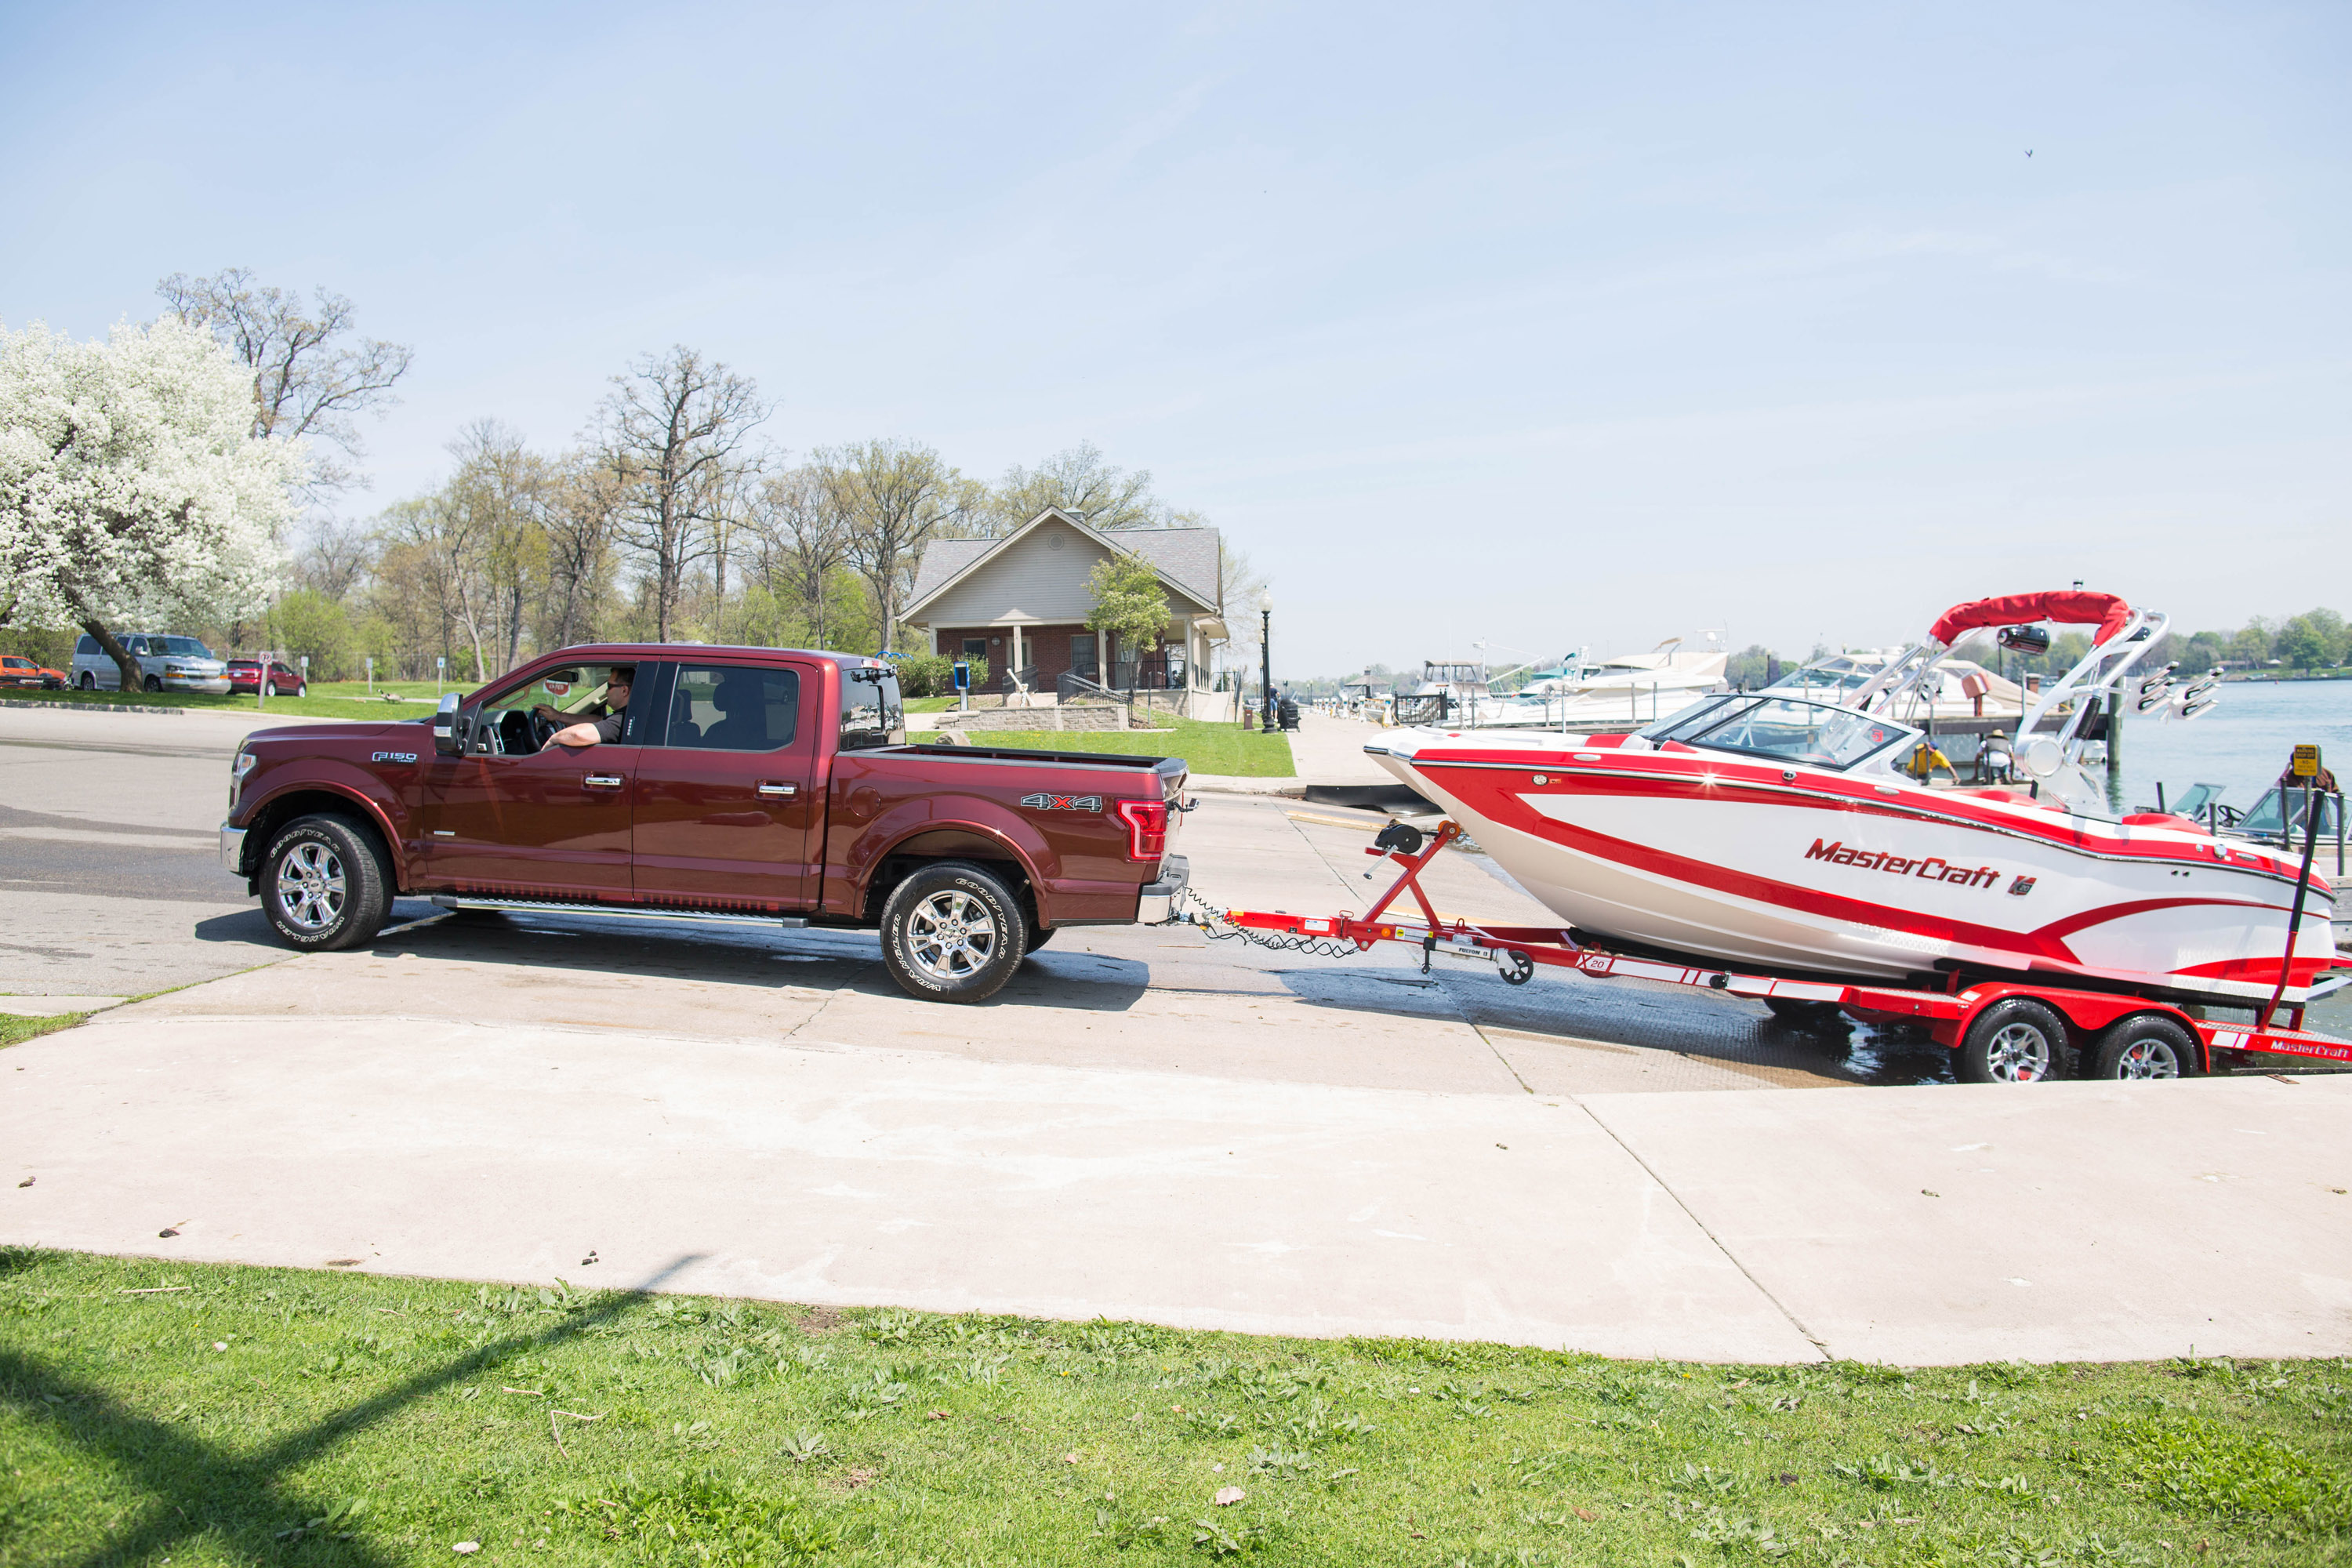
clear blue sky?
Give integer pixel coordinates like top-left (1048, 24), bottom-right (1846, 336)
top-left (4, 2), bottom-right (2344, 673)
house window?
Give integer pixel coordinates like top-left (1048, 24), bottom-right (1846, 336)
top-left (1069, 634), bottom-right (1098, 681)
top-left (961, 637), bottom-right (986, 660)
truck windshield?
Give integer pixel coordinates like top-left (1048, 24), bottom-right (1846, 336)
top-left (839, 665), bottom-right (905, 750)
top-left (1642, 694), bottom-right (1917, 771)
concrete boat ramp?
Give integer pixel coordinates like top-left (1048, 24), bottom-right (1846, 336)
top-left (2, 706), bottom-right (2349, 1363)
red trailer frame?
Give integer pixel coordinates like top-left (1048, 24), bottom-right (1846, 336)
top-left (1212, 823), bottom-right (2352, 1076)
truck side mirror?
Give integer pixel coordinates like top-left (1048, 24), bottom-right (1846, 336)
top-left (433, 692), bottom-right (465, 756)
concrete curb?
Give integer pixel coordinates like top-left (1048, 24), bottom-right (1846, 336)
top-left (0, 699), bottom-right (185, 717)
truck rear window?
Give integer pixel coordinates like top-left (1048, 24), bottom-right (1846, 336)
top-left (839, 665), bottom-right (904, 750)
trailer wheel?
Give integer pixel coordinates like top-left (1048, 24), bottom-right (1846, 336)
top-left (1956, 997), bottom-right (2068, 1083)
top-left (2091, 1014), bottom-right (2204, 1080)
top-left (880, 861), bottom-right (1025, 1004)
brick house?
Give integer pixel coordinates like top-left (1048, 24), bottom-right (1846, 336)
top-left (903, 508), bottom-right (1227, 702)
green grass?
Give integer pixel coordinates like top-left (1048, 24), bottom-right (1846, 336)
top-left (2, 683), bottom-right (445, 722)
top-left (904, 696), bottom-right (960, 713)
top-left (2, 1252), bottom-right (2347, 1566)
top-left (924, 715), bottom-right (1294, 778)
top-left (0, 1011), bottom-right (87, 1051)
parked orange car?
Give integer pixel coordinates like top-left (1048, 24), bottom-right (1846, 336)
top-left (0, 654), bottom-right (66, 689)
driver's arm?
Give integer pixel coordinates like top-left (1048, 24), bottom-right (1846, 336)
top-left (545, 710), bottom-right (624, 750)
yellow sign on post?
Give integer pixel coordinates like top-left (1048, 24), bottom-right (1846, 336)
top-left (2291, 744), bottom-right (2321, 779)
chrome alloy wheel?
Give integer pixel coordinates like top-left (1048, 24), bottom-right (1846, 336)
top-left (904, 888), bottom-right (999, 982)
top-left (274, 840), bottom-right (347, 931)
top-left (1983, 1022), bottom-right (2055, 1082)
top-left (2110, 1037), bottom-right (2182, 1080)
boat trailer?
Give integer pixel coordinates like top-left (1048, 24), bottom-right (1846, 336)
top-left (1190, 820), bottom-right (2352, 1079)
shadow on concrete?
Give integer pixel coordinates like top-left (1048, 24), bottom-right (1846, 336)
top-left (0, 1251), bottom-right (704, 1568)
top-left (365, 911), bottom-right (1155, 1013)
top-left (1261, 954), bottom-right (1958, 1087)
top-left (192, 908), bottom-right (281, 944)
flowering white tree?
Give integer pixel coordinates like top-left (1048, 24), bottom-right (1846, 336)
top-left (0, 317), bottom-right (302, 687)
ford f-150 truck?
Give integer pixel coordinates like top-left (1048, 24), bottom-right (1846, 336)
top-left (219, 644), bottom-right (1189, 1002)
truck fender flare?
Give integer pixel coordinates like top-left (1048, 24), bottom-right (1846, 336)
top-left (245, 776), bottom-right (410, 884)
top-left (842, 800), bottom-right (1060, 921)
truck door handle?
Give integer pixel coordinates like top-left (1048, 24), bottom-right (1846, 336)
top-left (757, 782), bottom-right (797, 798)
top-left (584, 775), bottom-right (624, 789)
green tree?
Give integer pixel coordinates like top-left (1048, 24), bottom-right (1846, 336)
top-left (272, 589), bottom-right (353, 678)
top-left (1086, 553), bottom-right (1172, 685)
top-left (2179, 630), bottom-right (2228, 676)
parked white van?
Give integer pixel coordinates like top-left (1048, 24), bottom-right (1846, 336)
top-left (72, 633), bottom-right (232, 694)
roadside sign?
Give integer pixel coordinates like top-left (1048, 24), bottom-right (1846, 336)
top-left (2292, 744), bottom-right (2321, 779)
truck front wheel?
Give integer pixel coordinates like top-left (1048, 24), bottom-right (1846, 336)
top-left (260, 815), bottom-right (391, 953)
top-left (880, 862), bottom-right (1026, 1003)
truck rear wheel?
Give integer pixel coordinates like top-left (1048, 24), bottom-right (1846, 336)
top-left (260, 814), bottom-right (391, 953)
top-left (1955, 996), bottom-right (2068, 1083)
top-left (880, 861), bottom-right (1025, 1003)
top-left (2091, 1013), bottom-right (2204, 1080)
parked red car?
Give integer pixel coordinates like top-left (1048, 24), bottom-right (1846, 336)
top-left (227, 659), bottom-right (307, 697)
top-left (1, 654), bottom-right (67, 689)
top-left (219, 644), bottom-right (1190, 1003)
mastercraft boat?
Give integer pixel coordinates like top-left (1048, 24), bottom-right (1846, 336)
top-left (1368, 591), bottom-right (2337, 1006)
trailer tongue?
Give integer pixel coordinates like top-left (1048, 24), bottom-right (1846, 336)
top-left (1189, 819), bottom-right (2351, 1083)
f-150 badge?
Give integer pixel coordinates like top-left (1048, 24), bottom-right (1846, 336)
top-left (371, 750), bottom-right (419, 764)
top-left (1021, 793), bottom-right (1102, 811)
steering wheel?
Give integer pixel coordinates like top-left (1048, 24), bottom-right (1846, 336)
top-left (528, 710), bottom-right (559, 751)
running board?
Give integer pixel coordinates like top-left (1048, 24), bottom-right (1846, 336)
top-left (429, 896), bottom-right (809, 930)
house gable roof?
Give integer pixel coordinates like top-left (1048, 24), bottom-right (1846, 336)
top-left (904, 508), bottom-right (1221, 623)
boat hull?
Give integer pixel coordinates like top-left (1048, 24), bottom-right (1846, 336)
top-left (1373, 733), bottom-right (2338, 1006)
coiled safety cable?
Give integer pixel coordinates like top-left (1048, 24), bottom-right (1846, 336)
top-left (1163, 884), bottom-right (1367, 960)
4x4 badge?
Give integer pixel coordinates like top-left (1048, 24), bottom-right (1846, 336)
top-left (1020, 793), bottom-right (1102, 812)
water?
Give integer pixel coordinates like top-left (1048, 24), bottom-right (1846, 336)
top-left (2110, 680), bottom-right (2350, 822)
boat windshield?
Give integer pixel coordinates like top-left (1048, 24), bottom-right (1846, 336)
top-left (1641, 695), bottom-right (1918, 771)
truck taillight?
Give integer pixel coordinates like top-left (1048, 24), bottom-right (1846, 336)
top-left (1115, 799), bottom-right (1169, 861)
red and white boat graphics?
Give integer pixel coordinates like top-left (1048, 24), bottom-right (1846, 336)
top-left (1368, 593), bottom-right (2336, 1006)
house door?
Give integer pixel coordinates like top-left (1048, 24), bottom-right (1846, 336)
top-left (1069, 633), bottom-right (1098, 682)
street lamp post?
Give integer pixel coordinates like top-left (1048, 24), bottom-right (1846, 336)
top-left (1257, 591), bottom-right (1273, 731)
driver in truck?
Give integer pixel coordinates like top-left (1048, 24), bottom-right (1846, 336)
top-left (535, 665), bottom-right (633, 749)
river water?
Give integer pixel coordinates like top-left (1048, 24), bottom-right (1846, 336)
top-left (2108, 678), bottom-right (2350, 821)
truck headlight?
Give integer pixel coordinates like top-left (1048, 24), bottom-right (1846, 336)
top-left (230, 750), bottom-right (256, 808)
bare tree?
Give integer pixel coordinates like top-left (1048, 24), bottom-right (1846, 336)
top-left (751, 466), bottom-right (854, 649)
top-left (987, 441), bottom-right (1175, 534)
top-left (157, 268), bottom-right (413, 495)
top-left (292, 515), bottom-right (377, 599)
top-left (540, 453), bottom-right (624, 651)
top-left (819, 440), bottom-right (978, 654)
top-left (444, 419), bottom-right (554, 674)
top-left (598, 347), bottom-right (768, 642)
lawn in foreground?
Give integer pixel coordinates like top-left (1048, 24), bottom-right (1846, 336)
top-left (2, 1253), bottom-right (2346, 1566)
top-left (922, 715), bottom-right (1294, 778)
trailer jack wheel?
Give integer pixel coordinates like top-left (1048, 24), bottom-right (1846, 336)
top-left (1498, 951), bottom-right (1535, 985)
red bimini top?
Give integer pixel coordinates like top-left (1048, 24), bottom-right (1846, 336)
top-left (1929, 590), bottom-right (2133, 648)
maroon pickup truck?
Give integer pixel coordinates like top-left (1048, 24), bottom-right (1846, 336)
top-left (219, 644), bottom-right (1189, 1002)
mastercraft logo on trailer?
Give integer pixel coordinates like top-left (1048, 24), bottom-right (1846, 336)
top-left (1804, 838), bottom-right (1999, 889)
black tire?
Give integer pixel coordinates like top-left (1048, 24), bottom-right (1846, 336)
top-left (266, 680), bottom-right (279, 697)
top-left (1956, 996), bottom-right (2069, 1083)
top-left (143, 675), bottom-right (162, 693)
top-left (78, 671), bottom-right (95, 691)
top-left (879, 861), bottom-right (1025, 1003)
top-left (2091, 1013), bottom-right (2205, 1080)
top-left (260, 814), bottom-right (392, 953)
top-left (296, 681), bottom-right (307, 699)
